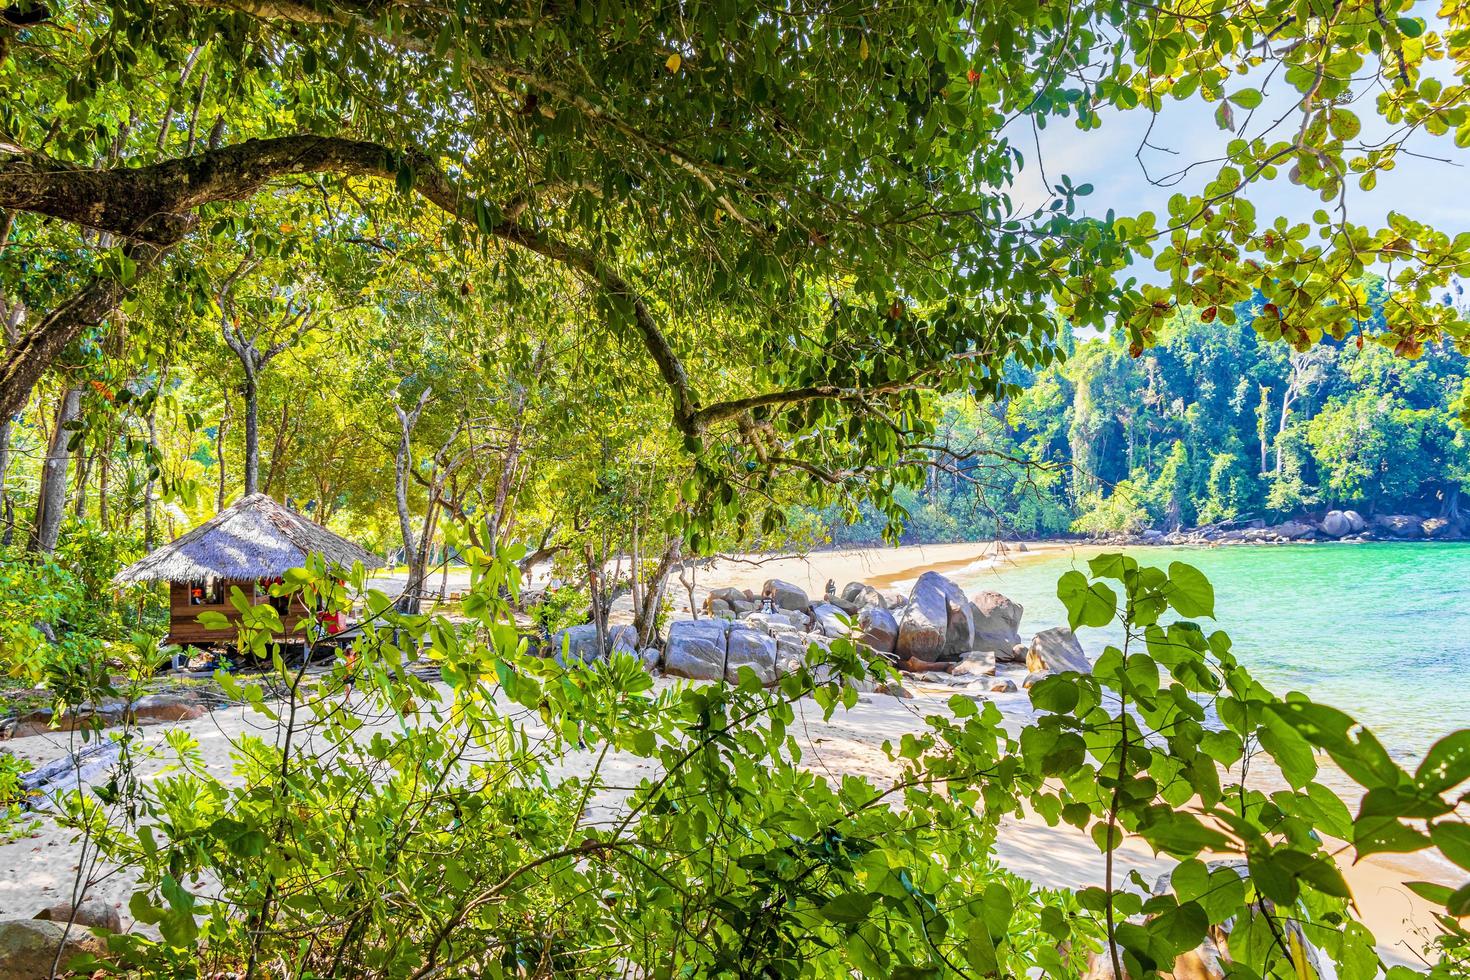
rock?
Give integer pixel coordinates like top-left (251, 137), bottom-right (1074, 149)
top-left (0, 918), bottom-right (106, 978)
top-left (706, 597), bottom-right (732, 617)
top-left (730, 597), bottom-right (757, 614)
top-left (126, 694), bottom-right (206, 725)
top-left (1423, 517), bottom-right (1459, 539)
top-left (989, 678), bottom-right (1018, 693)
top-left (706, 587), bottom-right (749, 608)
top-left (639, 648), bottom-right (661, 673)
top-left (855, 605), bottom-right (898, 655)
top-left (840, 582), bottom-right (887, 610)
top-left (1343, 509), bottom-right (1366, 532)
top-left (885, 592), bottom-right (907, 609)
top-left (742, 611), bottom-right (799, 635)
top-left (1271, 520), bottom-right (1314, 540)
top-left (1140, 528), bottom-right (1165, 542)
top-left (34, 899), bottom-right (121, 933)
top-left (607, 625), bottom-right (639, 656)
top-left (761, 578), bottom-right (810, 612)
top-left (1026, 627), bottom-right (1091, 674)
top-left (1374, 514), bottom-right (1424, 538)
top-left (548, 624), bottom-right (603, 665)
top-left (896, 571), bottom-right (976, 661)
top-left (776, 632), bottom-right (831, 674)
top-left (875, 681), bottom-right (913, 699)
top-left (1022, 670), bottom-right (1053, 689)
top-left (809, 602), bottom-right (852, 639)
top-left (1320, 510), bottom-right (1351, 537)
top-left (952, 650), bottom-right (997, 677)
top-left (1008, 642), bottom-right (1030, 664)
top-left (663, 618), bottom-right (735, 681)
top-left (967, 591), bottom-right (1024, 658)
top-left (725, 627), bottom-right (779, 685)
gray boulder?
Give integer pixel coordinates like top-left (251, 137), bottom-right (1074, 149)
top-left (952, 650), bottom-right (997, 677)
top-left (706, 586), bottom-right (751, 608)
top-left (856, 605), bottom-right (898, 655)
top-left (967, 591), bottom-right (1024, 657)
top-left (1343, 509), bottom-right (1366, 532)
top-left (0, 919), bottom-right (106, 978)
top-left (743, 611), bottom-right (800, 636)
top-left (726, 627), bottom-right (779, 685)
top-left (884, 591), bottom-right (907, 610)
top-left (1272, 520), bottom-right (1314, 540)
top-left (840, 582), bottom-right (887, 610)
top-left (639, 648), bottom-right (661, 672)
top-left (762, 578), bottom-right (810, 611)
top-left (663, 618), bottom-right (735, 681)
top-left (896, 571), bottom-right (976, 661)
top-left (1320, 510), bottom-right (1351, 537)
top-left (1026, 627), bottom-right (1091, 675)
top-left (989, 677), bottom-right (1018, 693)
top-left (776, 631), bottom-right (831, 674)
top-left (809, 602), bottom-right (852, 639)
top-left (1374, 514), bottom-right (1424, 538)
top-left (548, 624), bottom-right (602, 665)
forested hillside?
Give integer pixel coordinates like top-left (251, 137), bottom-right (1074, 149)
top-left (821, 284), bottom-right (1470, 544)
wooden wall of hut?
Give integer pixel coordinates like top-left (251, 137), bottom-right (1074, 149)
top-left (167, 581), bottom-right (314, 647)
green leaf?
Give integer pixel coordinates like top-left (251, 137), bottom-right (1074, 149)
top-left (1396, 16), bottom-right (1424, 38)
top-left (1415, 730), bottom-right (1470, 793)
top-left (1228, 88), bottom-right (1263, 109)
top-left (1166, 563), bottom-right (1214, 618)
top-left (819, 892), bottom-right (875, 924)
top-left (1429, 821), bottom-right (1470, 871)
top-left (1057, 570), bottom-right (1116, 629)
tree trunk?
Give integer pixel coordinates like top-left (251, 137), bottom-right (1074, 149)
top-left (27, 386), bottom-right (82, 554)
top-left (242, 372), bottom-right (259, 496)
top-left (634, 539), bottom-right (681, 647)
top-left (144, 408), bottom-right (158, 550)
top-left (216, 409), bottom-right (230, 511)
top-left (392, 388), bottom-right (432, 614)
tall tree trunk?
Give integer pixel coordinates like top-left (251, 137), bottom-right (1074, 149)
top-left (28, 386), bottom-right (82, 553)
top-left (144, 408), bottom-right (158, 550)
top-left (634, 539), bottom-right (681, 647)
top-left (393, 388), bottom-right (432, 614)
top-left (216, 408), bottom-right (230, 511)
top-left (242, 372), bottom-right (259, 496)
top-left (72, 448), bottom-right (91, 519)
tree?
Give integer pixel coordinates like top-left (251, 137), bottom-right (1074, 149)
top-left (4, 0), bottom-right (1470, 541)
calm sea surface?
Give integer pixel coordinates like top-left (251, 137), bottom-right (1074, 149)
top-left (954, 542), bottom-right (1470, 762)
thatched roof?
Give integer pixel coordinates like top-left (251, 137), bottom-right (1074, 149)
top-left (114, 494), bottom-right (382, 584)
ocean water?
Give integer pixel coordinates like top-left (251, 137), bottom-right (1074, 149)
top-left (955, 542), bottom-right (1470, 762)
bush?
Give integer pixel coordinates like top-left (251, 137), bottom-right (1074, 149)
top-left (51, 550), bottom-right (1470, 978)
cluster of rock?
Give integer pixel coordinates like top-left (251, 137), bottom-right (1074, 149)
top-left (547, 571), bottom-right (1093, 693)
top-left (0, 692), bottom-right (209, 740)
top-left (1119, 508), bottom-right (1467, 546)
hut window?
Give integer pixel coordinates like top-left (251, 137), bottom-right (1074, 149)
top-left (188, 581), bottom-right (226, 605)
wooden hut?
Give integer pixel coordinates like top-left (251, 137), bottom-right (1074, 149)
top-left (114, 493), bottom-right (382, 648)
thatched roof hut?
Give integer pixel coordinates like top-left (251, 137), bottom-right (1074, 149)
top-left (115, 493), bottom-right (381, 585)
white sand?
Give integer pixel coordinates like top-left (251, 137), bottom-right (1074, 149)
top-left (0, 671), bottom-right (1445, 968)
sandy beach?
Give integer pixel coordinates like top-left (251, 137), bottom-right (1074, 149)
top-left (0, 668), bottom-right (1446, 969)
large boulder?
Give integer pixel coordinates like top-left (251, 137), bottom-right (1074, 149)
top-left (840, 582), bottom-right (887, 610)
top-left (856, 605), bottom-right (898, 655)
top-left (809, 602), bottom-right (852, 639)
top-left (607, 625), bottom-right (639, 656)
top-left (1343, 509), bottom-right (1366, 532)
top-left (1026, 627), bottom-right (1091, 675)
top-left (725, 627), bottom-right (779, 685)
top-left (952, 650), bottom-right (997, 677)
top-left (547, 624), bottom-right (602, 665)
top-left (776, 632), bottom-right (831, 675)
top-left (1320, 510), bottom-right (1351, 537)
top-left (1374, 514), bottom-right (1425, 539)
top-left (663, 619), bottom-right (735, 681)
top-left (34, 900), bottom-right (121, 933)
top-left (967, 591), bottom-right (1024, 659)
top-left (1271, 520), bottom-right (1314, 540)
top-left (705, 587), bottom-right (750, 609)
top-left (896, 572), bottom-right (976, 661)
top-left (762, 579), bottom-right (810, 612)
top-left (1423, 517), bottom-right (1462, 540)
top-left (743, 611), bottom-right (801, 636)
top-left (0, 918), bottom-right (106, 978)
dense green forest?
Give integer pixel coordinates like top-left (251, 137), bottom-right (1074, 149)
top-left (821, 285), bottom-right (1470, 544)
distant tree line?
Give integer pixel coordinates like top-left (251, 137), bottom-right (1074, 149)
top-left (817, 282), bottom-right (1470, 544)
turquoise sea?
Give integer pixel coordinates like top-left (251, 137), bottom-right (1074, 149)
top-left (955, 542), bottom-right (1470, 762)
